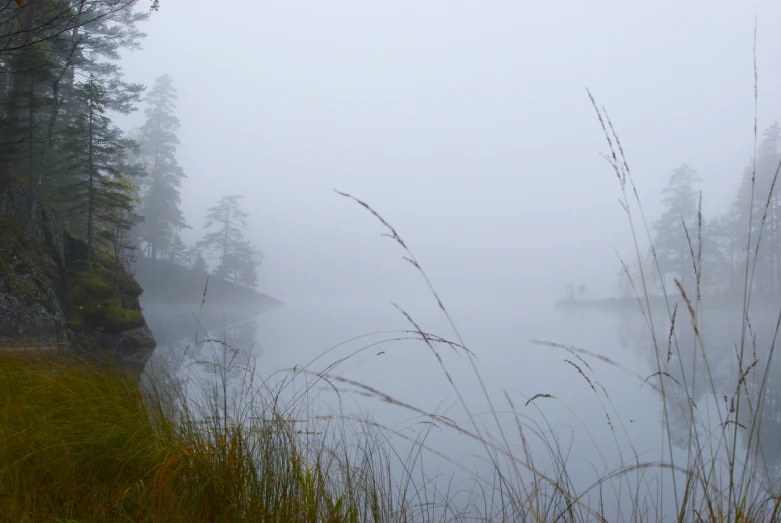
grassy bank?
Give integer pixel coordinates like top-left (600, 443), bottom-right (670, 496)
top-left (0, 350), bottom-right (399, 522)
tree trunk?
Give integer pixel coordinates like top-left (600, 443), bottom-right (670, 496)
top-left (87, 87), bottom-right (94, 267)
top-left (147, 133), bottom-right (163, 261)
top-left (729, 229), bottom-right (735, 295)
top-left (27, 71), bottom-right (35, 217)
top-left (222, 203), bottom-right (230, 278)
top-left (0, 63), bottom-right (8, 120)
top-left (0, 3), bottom-right (36, 186)
top-left (61, 66), bottom-right (76, 120)
top-left (34, 25), bottom-right (81, 209)
top-left (0, 14), bottom-right (10, 116)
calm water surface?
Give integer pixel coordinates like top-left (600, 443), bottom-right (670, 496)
top-left (143, 298), bottom-right (781, 520)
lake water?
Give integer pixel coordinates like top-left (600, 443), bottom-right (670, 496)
top-left (142, 297), bottom-right (781, 520)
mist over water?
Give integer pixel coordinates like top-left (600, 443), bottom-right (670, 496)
top-left (115, 0), bottom-right (781, 307)
top-left (141, 294), bottom-right (781, 519)
top-left (124, 0), bottom-right (781, 518)
top-left (6, 0), bottom-right (781, 519)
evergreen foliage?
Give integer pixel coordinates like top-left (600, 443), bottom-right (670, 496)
top-left (652, 163), bottom-right (702, 296)
top-left (0, 3), bottom-right (268, 291)
top-left (50, 74), bottom-right (143, 264)
top-left (135, 74), bottom-right (187, 260)
top-left (0, 0), bottom-right (149, 267)
top-left (624, 123), bottom-right (781, 302)
top-left (198, 195), bottom-right (262, 288)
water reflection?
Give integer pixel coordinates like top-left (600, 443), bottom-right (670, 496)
top-left (142, 305), bottom-right (263, 415)
top-left (617, 304), bottom-right (781, 481)
top-left (139, 298), bottom-right (781, 518)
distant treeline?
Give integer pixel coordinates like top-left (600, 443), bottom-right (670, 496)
top-left (132, 256), bottom-right (278, 308)
top-left (619, 124), bottom-right (781, 301)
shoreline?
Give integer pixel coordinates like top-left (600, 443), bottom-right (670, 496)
top-left (554, 296), bottom-right (781, 313)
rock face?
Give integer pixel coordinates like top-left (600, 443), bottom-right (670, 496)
top-left (63, 232), bottom-right (157, 380)
top-left (0, 178), bottom-right (156, 381)
top-left (0, 180), bottom-right (67, 347)
top-left (99, 325), bottom-right (158, 377)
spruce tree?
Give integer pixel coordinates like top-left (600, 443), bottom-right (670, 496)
top-left (652, 163), bottom-right (702, 296)
top-left (135, 74), bottom-right (187, 259)
top-left (724, 124), bottom-right (781, 296)
top-left (166, 230), bottom-right (189, 266)
top-left (0, 1), bottom-right (147, 197)
top-left (190, 246), bottom-right (208, 274)
top-left (52, 75), bottom-right (143, 266)
top-left (198, 195), bottom-right (262, 287)
top-left (0, 1), bottom-right (144, 56)
top-left (0, 35), bottom-right (56, 191)
top-left (231, 239), bottom-right (262, 287)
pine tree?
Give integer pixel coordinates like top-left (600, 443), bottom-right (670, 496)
top-left (190, 246), bottom-right (208, 274)
top-left (52, 75), bottom-right (143, 266)
top-left (698, 215), bottom-right (731, 296)
top-left (1, 3), bottom-right (45, 187)
top-left (0, 1), bottom-right (153, 269)
top-left (232, 239), bottom-right (262, 288)
top-left (652, 163), bottom-right (702, 297)
top-left (0, 1), bottom-right (144, 56)
top-left (57, 0), bottom-right (147, 125)
top-left (135, 74), bottom-right (187, 259)
top-left (166, 230), bottom-right (189, 266)
top-left (725, 124), bottom-right (781, 297)
top-left (198, 195), bottom-right (262, 287)
top-left (0, 1), bottom-right (147, 199)
top-left (0, 34), bottom-right (56, 192)
top-left (757, 123), bottom-right (781, 296)
top-left (109, 174), bottom-right (144, 263)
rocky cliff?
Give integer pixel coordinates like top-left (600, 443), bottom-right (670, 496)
top-left (0, 181), bottom-right (68, 347)
top-left (0, 178), bottom-right (156, 380)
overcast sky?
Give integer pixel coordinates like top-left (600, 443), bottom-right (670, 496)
top-left (117, 0), bottom-right (781, 306)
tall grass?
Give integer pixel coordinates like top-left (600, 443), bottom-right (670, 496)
top-left (318, 36), bottom-right (781, 520)
top-left (0, 347), bottom-right (410, 522)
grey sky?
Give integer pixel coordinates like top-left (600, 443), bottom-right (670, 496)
top-left (118, 0), bottom-right (781, 306)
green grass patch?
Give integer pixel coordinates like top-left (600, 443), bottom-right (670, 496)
top-left (0, 350), bottom-right (398, 523)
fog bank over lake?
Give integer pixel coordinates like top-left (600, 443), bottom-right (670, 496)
top-left (116, 1), bottom-right (781, 309)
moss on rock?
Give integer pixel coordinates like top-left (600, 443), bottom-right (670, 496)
top-left (64, 236), bottom-right (145, 334)
top-left (103, 300), bottom-right (144, 331)
top-left (1, 177), bottom-right (155, 379)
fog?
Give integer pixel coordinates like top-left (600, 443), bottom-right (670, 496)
top-left (7, 0), bottom-right (781, 518)
top-left (103, 2), bottom-right (781, 518)
top-left (112, 0), bottom-right (781, 308)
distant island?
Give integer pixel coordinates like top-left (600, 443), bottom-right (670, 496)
top-left (133, 256), bottom-right (282, 310)
top-left (133, 256), bottom-right (283, 343)
top-left (555, 296), bottom-right (670, 311)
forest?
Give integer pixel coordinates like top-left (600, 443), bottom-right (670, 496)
top-left (0, 0), bottom-right (261, 289)
top-left (620, 125), bottom-right (781, 302)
